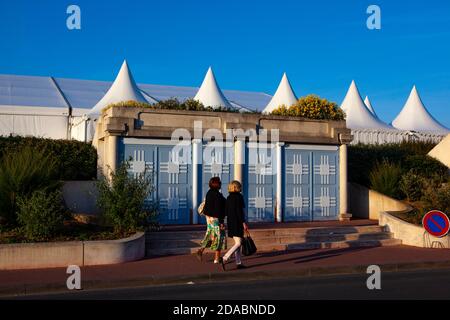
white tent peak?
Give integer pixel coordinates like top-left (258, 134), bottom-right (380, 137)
top-left (364, 96), bottom-right (378, 118)
top-left (89, 60), bottom-right (148, 115)
top-left (263, 72), bottom-right (298, 113)
top-left (340, 80), bottom-right (393, 130)
top-left (194, 67), bottom-right (232, 109)
top-left (392, 86), bottom-right (449, 133)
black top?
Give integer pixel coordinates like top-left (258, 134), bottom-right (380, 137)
top-left (225, 192), bottom-right (246, 238)
top-left (204, 188), bottom-right (226, 224)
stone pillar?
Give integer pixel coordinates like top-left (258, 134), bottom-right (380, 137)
top-left (234, 138), bottom-right (245, 184)
top-left (339, 141), bottom-right (352, 221)
top-left (107, 135), bottom-right (118, 176)
top-left (276, 142), bottom-right (284, 222)
top-left (192, 139), bottom-right (202, 224)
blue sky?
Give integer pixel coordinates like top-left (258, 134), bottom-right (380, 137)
top-left (0, 0), bottom-right (449, 127)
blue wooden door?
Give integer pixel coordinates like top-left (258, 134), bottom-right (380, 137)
top-left (121, 139), bottom-right (192, 225)
top-left (312, 151), bottom-right (339, 221)
top-left (284, 148), bottom-right (312, 222)
top-left (245, 143), bottom-right (276, 222)
top-left (200, 142), bottom-right (234, 223)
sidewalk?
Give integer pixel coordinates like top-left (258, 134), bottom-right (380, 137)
top-left (2, 245), bottom-right (450, 297)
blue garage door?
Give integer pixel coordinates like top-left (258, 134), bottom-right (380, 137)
top-left (121, 139), bottom-right (192, 225)
top-left (312, 151), bottom-right (339, 221)
top-left (245, 143), bottom-right (276, 222)
top-left (284, 148), bottom-right (312, 221)
top-left (200, 142), bottom-right (234, 223)
top-left (284, 146), bottom-right (339, 222)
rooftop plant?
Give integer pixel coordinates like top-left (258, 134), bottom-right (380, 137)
top-left (270, 95), bottom-right (346, 121)
top-left (102, 98), bottom-right (241, 114)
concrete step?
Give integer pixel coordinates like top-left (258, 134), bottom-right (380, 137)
top-left (146, 236), bottom-right (402, 257)
top-left (146, 225), bottom-right (385, 240)
top-left (146, 232), bottom-right (394, 249)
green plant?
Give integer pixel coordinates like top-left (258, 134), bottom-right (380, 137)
top-left (422, 183), bottom-right (450, 217)
top-left (0, 136), bottom-right (97, 180)
top-left (96, 161), bottom-right (157, 233)
top-left (16, 190), bottom-right (65, 241)
top-left (348, 141), bottom-right (443, 187)
top-left (0, 146), bottom-right (61, 225)
top-left (369, 160), bottom-right (403, 199)
top-left (403, 155), bottom-right (449, 184)
top-left (103, 98), bottom-right (240, 114)
top-left (271, 95), bottom-right (345, 120)
top-left (399, 170), bottom-right (426, 201)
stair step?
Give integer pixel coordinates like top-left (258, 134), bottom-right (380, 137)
top-left (146, 226), bottom-right (385, 240)
top-left (145, 232), bottom-right (394, 249)
top-left (146, 238), bottom-right (402, 257)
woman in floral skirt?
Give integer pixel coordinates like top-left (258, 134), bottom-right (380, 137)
top-left (196, 177), bottom-right (227, 265)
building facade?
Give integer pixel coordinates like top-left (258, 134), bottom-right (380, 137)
top-left (95, 106), bottom-right (353, 225)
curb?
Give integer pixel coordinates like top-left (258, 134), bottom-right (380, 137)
top-left (3, 259), bottom-right (450, 297)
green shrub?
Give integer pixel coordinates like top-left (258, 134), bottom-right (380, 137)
top-left (270, 95), bottom-right (345, 120)
top-left (369, 160), bottom-right (403, 199)
top-left (400, 170), bottom-right (426, 201)
top-left (0, 146), bottom-right (61, 225)
top-left (348, 141), bottom-right (443, 187)
top-left (103, 98), bottom-right (240, 113)
top-left (422, 183), bottom-right (450, 216)
top-left (403, 155), bottom-right (448, 184)
top-left (96, 161), bottom-right (156, 233)
top-left (0, 136), bottom-right (97, 180)
top-left (17, 190), bottom-right (65, 241)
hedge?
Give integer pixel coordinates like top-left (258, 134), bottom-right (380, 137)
top-left (348, 141), bottom-right (447, 188)
top-left (0, 136), bottom-right (97, 180)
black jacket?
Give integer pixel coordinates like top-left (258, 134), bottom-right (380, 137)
top-left (225, 192), bottom-right (246, 238)
top-left (204, 189), bottom-right (226, 223)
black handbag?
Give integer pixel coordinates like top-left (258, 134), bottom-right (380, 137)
top-left (242, 231), bottom-right (257, 256)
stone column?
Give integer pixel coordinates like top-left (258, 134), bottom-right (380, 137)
top-left (234, 138), bottom-right (245, 184)
top-left (339, 137), bottom-right (352, 221)
top-left (192, 139), bottom-right (202, 224)
top-left (276, 142), bottom-right (284, 222)
top-left (107, 135), bottom-right (118, 175)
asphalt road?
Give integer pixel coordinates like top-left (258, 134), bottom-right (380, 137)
top-left (11, 268), bottom-right (450, 300)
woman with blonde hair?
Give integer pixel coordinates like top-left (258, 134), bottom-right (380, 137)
top-left (221, 180), bottom-right (248, 270)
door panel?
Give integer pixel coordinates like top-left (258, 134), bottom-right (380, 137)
top-left (245, 144), bottom-right (276, 222)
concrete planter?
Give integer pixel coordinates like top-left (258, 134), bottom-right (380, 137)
top-left (379, 212), bottom-right (450, 248)
top-left (0, 232), bottom-right (145, 270)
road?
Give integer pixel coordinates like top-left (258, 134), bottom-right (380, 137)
top-left (11, 268), bottom-right (450, 300)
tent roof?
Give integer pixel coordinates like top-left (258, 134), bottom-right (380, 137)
top-left (0, 74), bottom-right (69, 111)
top-left (89, 60), bottom-right (148, 115)
top-left (0, 73), bottom-right (271, 116)
top-left (392, 86), bottom-right (449, 134)
top-left (193, 67), bottom-right (232, 109)
top-left (340, 81), bottom-right (393, 130)
top-left (364, 96), bottom-right (379, 118)
top-left (263, 73), bottom-right (298, 113)
top-left (428, 134), bottom-right (450, 168)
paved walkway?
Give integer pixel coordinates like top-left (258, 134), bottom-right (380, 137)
top-left (2, 245), bottom-right (450, 296)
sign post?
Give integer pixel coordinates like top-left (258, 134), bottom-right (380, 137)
top-left (422, 210), bottom-right (450, 238)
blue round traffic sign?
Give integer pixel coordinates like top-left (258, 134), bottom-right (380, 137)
top-left (422, 210), bottom-right (450, 238)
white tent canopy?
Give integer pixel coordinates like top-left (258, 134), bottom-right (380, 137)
top-left (89, 60), bottom-right (150, 116)
top-left (194, 67), bottom-right (232, 109)
top-left (263, 73), bottom-right (298, 113)
top-left (364, 96), bottom-right (379, 118)
top-left (392, 86), bottom-right (449, 134)
top-left (340, 81), bottom-right (393, 130)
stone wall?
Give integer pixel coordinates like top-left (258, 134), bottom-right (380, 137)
top-left (349, 183), bottom-right (411, 220)
top-left (0, 232), bottom-right (145, 270)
